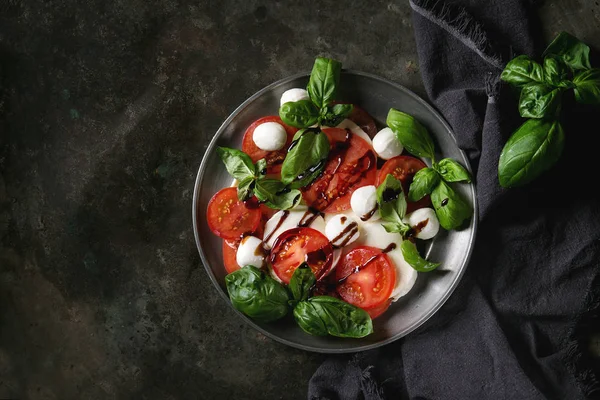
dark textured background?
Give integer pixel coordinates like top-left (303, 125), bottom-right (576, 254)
top-left (1, 1), bottom-right (599, 399)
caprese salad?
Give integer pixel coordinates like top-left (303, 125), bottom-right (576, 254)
top-left (206, 57), bottom-right (473, 338)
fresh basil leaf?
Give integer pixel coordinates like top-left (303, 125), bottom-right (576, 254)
top-left (386, 108), bottom-right (435, 160)
top-left (435, 158), bottom-right (472, 183)
top-left (225, 266), bottom-right (290, 322)
top-left (376, 174), bottom-right (411, 235)
top-left (543, 31), bottom-right (591, 71)
top-left (573, 68), bottom-right (600, 105)
top-left (281, 128), bottom-right (330, 189)
top-left (256, 158), bottom-right (267, 177)
top-left (381, 221), bottom-right (411, 236)
top-left (408, 167), bottom-right (440, 202)
top-left (500, 55), bottom-right (545, 87)
top-left (279, 100), bottom-right (320, 129)
top-left (288, 263), bottom-right (316, 303)
top-left (307, 57), bottom-right (342, 109)
top-left (217, 147), bottom-right (256, 181)
top-left (518, 83), bottom-right (562, 119)
top-left (293, 301), bottom-right (328, 336)
top-left (431, 181), bottom-right (472, 230)
top-left (254, 179), bottom-right (301, 210)
top-left (543, 56), bottom-right (574, 88)
top-left (400, 240), bottom-right (440, 272)
top-left (308, 296), bottom-right (373, 338)
top-left (498, 119), bottom-right (565, 188)
top-left (237, 176), bottom-right (255, 201)
top-left (320, 103), bottom-right (354, 127)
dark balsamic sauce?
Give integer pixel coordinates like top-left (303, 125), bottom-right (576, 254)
top-left (298, 207), bottom-right (324, 227)
top-left (263, 210), bottom-right (290, 243)
top-left (441, 198), bottom-right (449, 206)
top-left (331, 221), bottom-right (359, 249)
top-left (360, 205), bottom-right (378, 221)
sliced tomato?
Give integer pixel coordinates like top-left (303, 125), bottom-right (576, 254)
top-left (270, 227), bottom-right (333, 284)
top-left (376, 155), bottom-right (432, 213)
top-left (336, 246), bottom-right (396, 309)
top-left (302, 128), bottom-right (376, 213)
top-left (206, 187), bottom-right (262, 240)
top-left (222, 240), bottom-right (241, 273)
top-left (332, 102), bottom-right (378, 138)
top-left (365, 299), bottom-right (392, 319)
top-left (241, 116), bottom-right (297, 175)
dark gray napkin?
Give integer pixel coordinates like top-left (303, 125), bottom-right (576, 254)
top-left (308, 0), bottom-right (600, 399)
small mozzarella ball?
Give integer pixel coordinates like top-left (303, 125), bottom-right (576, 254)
top-left (350, 185), bottom-right (380, 221)
top-left (252, 122), bottom-right (287, 151)
top-left (280, 88), bottom-right (310, 106)
top-left (236, 236), bottom-right (265, 268)
top-left (325, 214), bottom-right (360, 248)
top-left (373, 127), bottom-right (404, 160)
top-left (404, 208), bottom-right (440, 240)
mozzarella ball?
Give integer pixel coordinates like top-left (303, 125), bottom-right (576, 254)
top-left (325, 214), bottom-right (360, 248)
top-left (280, 88), bottom-right (310, 106)
top-left (404, 208), bottom-right (440, 240)
top-left (236, 236), bottom-right (265, 268)
top-left (350, 185), bottom-right (380, 221)
top-left (252, 122), bottom-right (287, 151)
top-left (373, 127), bottom-right (404, 160)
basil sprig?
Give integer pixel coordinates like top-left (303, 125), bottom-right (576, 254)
top-left (375, 174), bottom-right (441, 272)
top-left (281, 128), bottom-right (330, 189)
top-left (375, 174), bottom-right (411, 236)
top-left (225, 265), bottom-right (373, 338)
top-left (279, 57), bottom-right (353, 129)
top-left (385, 108), bottom-right (473, 231)
top-left (225, 266), bottom-right (290, 322)
top-left (217, 146), bottom-right (301, 209)
top-left (499, 31), bottom-right (599, 188)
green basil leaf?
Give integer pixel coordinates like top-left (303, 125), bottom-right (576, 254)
top-left (217, 146), bottom-right (256, 181)
top-left (288, 263), bottom-right (316, 303)
top-left (500, 55), bottom-right (545, 87)
top-left (381, 221), bottom-right (411, 236)
top-left (498, 119), bottom-right (565, 188)
top-left (320, 103), bottom-right (354, 127)
top-left (543, 56), bottom-right (574, 88)
top-left (307, 57), bottom-right (342, 109)
top-left (543, 31), bottom-right (591, 71)
top-left (431, 181), bottom-right (472, 230)
top-left (281, 128), bottom-right (330, 189)
top-left (573, 68), bottom-right (600, 105)
top-left (400, 240), bottom-right (440, 272)
top-left (293, 301), bottom-right (328, 336)
top-left (279, 100), bottom-right (320, 129)
top-left (408, 167), bottom-right (440, 202)
top-left (435, 158), bottom-right (472, 183)
top-left (386, 108), bottom-right (435, 160)
top-left (518, 83), bottom-right (562, 119)
top-left (225, 266), bottom-right (290, 322)
top-left (256, 158), bottom-right (267, 177)
top-left (308, 296), bottom-right (373, 338)
top-left (237, 176), bottom-right (255, 202)
top-left (376, 174), bottom-right (411, 236)
top-left (254, 179), bottom-right (301, 210)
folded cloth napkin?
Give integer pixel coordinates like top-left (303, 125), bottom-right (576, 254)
top-left (308, 0), bottom-right (600, 399)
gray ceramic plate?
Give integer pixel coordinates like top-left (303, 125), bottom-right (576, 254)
top-left (192, 70), bottom-right (478, 353)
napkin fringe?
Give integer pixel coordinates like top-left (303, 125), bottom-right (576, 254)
top-left (564, 276), bottom-right (600, 398)
top-left (409, 0), bottom-right (506, 70)
top-left (350, 354), bottom-right (386, 400)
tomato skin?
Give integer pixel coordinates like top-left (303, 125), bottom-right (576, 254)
top-left (376, 155), bottom-right (432, 213)
top-left (364, 299), bottom-right (392, 319)
top-left (206, 187), bottom-right (262, 240)
top-left (270, 227), bottom-right (333, 284)
top-left (336, 246), bottom-right (396, 309)
top-left (302, 128), bottom-right (376, 213)
top-left (348, 104), bottom-right (378, 138)
top-left (241, 116), bottom-right (297, 175)
top-left (222, 240), bottom-right (241, 273)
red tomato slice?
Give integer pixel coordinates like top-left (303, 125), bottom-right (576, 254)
top-left (332, 101), bottom-right (378, 138)
top-left (206, 187), bottom-right (262, 240)
top-left (336, 246), bottom-right (396, 309)
top-left (376, 155), bottom-right (432, 213)
top-left (270, 227), bottom-right (333, 284)
top-left (364, 299), bottom-right (392, 319)
top-left (222, 240), bottom-right (241, 273)
top-left (301, 128), bottom-right (376, 213)
top-left (241, 116), bottom-right (297, 175)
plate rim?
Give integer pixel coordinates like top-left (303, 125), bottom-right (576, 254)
top-left (192, 69), bottom-right (478, 353)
